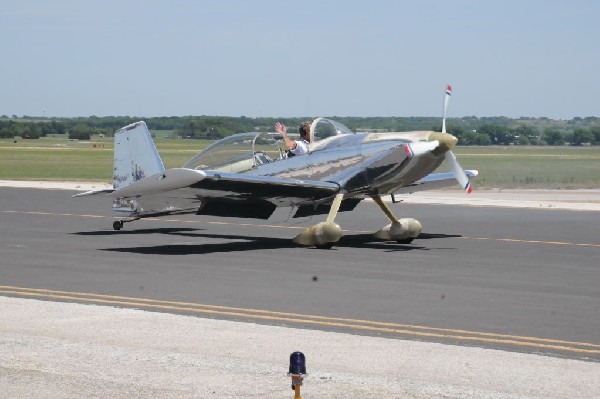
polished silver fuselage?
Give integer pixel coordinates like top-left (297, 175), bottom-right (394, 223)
top-left (246, 132), bottom-right (444, 197)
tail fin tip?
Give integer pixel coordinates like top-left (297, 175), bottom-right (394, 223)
top-left (113, 121), bottom-right (165, 190)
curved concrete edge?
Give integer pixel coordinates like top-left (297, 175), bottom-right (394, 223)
top-left (387, 189), bottom-right (600, 211)
top-left (1, 296), bottom-right (598, 399)
top-left (0, 180), bottom-right (112, 192)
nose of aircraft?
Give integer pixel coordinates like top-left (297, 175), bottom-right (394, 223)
top-left (429, 132), bottom-right (458, 152)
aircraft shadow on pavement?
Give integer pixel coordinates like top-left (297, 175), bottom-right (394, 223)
top-left (74, 227), bottom-right (203, 236)
top-left (87, 229), bottom-right (459, 255)
top-left (417, 233), bottom-right (462, 240)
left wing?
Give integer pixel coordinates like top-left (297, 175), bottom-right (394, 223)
top-left (113, 168), bottom-right (340, 203)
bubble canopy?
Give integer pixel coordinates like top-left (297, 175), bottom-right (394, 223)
top-left (182, 118), bottom-right (355, 172)
top-left (182, 132), bottom-right (283, 173)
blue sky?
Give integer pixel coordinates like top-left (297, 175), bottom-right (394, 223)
top-left (1, 1), bottom-right (598, 119)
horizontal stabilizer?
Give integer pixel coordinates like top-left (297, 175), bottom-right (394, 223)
top-left (72, 188), bottom-right (115, 198)
top-left (113, 168), bottom-right (206, 198)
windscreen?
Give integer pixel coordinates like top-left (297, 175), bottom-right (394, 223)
top-left (310, 118), bottom-right (354, 143)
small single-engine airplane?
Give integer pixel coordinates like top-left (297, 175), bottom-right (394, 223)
top-left (76, 86), bottom-right (477, 248)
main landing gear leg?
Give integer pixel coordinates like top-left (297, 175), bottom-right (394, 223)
top-left (293, 193), bottom-right (344, 249)
top-left (371, 194), bottom-right (422, 244)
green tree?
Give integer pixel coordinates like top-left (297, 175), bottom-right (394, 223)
top-left (458, 131), bottom-right (491, 145)
top-left (571, 129), bottom-right (594, 146)
top-left (68, 123), bottom-right (92, 140)
top-left (590, 126), bottom-right (600, 144)
top-left (542, 128), bottom-right (564, 145)
top-left (0, 120), bottom-right (16, 138)
top-left (0, 127), bottom-right (13, 138)
top-left (478, 125), bottom-right (512, 145)
top-left (513, 124), bottom-right (539, 142)
top-left (21, 124), bottom-right (42, 139)
top-left (517, 135), bottom-right (530, 145)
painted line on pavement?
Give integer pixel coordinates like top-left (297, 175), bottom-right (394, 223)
top-left (3, 210), bottom-right (598, 247)
top-left (1, 286), bottom-right (599, 356)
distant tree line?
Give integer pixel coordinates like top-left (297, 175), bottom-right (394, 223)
top-left (1, 115), bottom-right (599, 146)
top-left (446, 123), bottom-right (600, 146)
top-left (0, 119), bottom-right (67, 139)
top-left (461, 116), bottom-right (600, 145)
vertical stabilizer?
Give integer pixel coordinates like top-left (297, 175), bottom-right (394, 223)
top-left (113, 121), bottom-right (165, 190)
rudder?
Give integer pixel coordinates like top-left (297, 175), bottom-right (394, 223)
top-left (113, 121), bottom-right (165, 190)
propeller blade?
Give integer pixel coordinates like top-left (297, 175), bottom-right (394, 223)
top-left (445, 150), bottom-right (473, 193)
top-left (440, 84), bottom-right (471, 193)
top-left (442, 84), bottom-right (452, 134)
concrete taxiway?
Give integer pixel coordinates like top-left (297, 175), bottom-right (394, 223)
top-left (2, 296), bottom-right (599, 399)
top-left (0, 182), bottom-right (599, 398)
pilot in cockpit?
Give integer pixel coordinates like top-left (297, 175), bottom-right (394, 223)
top-left (275, 121), bottom-right (311, 156)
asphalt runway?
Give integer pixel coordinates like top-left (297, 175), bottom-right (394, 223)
top-left (1, 186), bottom-right (599, 361)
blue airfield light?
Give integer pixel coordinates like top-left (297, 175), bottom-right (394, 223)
top-left (288, 351), bottom-right (307, 396)
top-left (288, 351), bottom-right (307, 376)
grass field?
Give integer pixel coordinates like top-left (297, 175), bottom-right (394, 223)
top-left (1, 137), bottom-right (599, 189)
top-left (450, 146), bottom-right (600, 189)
